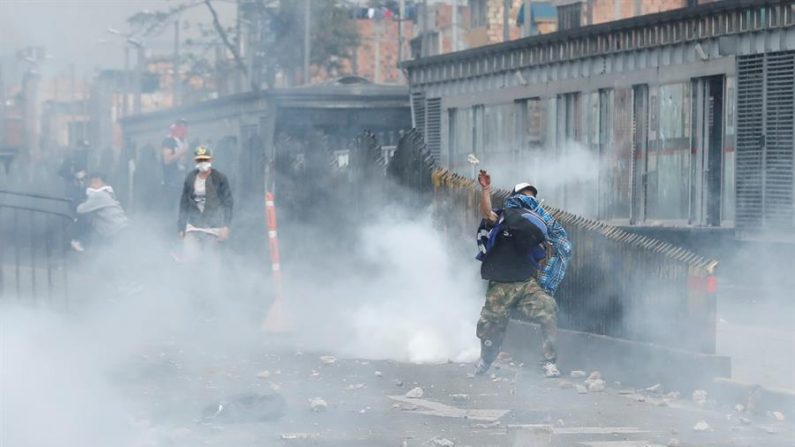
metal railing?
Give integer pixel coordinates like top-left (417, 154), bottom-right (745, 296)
top-left (0, 190), bottom-right (73, 306)
top-left (386, 130), bottom-right (720, 354)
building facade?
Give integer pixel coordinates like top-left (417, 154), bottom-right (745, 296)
top-left (405, 0), bottom-right (795, 240)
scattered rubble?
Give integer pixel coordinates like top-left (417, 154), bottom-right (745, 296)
top-left (450, 393), bottom-right (470, 402)
top-left (281, 433), bottom-right (315, 440)
top-left (309, 397), bottom-right (328, 412)
top-left (406, 387), bottom-right (424, 399)
top-left (692, 389), bottom-right (708, 406)
top-left (319, 356), bottom-right (337, 365)
top-left (570, 370), bottom-right (586, 378)
top-left (693, 420), bottom-right (711, 432)
top-left (424, 437), bottom-right (455, 447)
top-left (645, 384), bottom-right (662, 393)
top-left (471, 421), bottom-right (501, 429)
top-left (587, 379), bottom-right (606, 393)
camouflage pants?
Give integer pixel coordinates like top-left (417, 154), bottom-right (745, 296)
top-left (476, 278), bottom-right (558, 365)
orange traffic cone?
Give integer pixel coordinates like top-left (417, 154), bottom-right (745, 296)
top-left (263, 191), bottom-right (289, 333)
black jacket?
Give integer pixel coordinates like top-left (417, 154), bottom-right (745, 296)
top-left (178, 169), bottom-right (233, 231)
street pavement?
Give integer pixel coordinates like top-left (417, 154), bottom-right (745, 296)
top-left (116, 341), bottom-right (794, 447)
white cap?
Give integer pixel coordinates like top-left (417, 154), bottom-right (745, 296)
top-left (512, 182), bottom-right (535, 195)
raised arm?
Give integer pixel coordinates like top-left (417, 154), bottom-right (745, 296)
top-left (478, 170), bottom-right (498, 223)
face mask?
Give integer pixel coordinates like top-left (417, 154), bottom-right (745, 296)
top-left (86, 186), bottom-right (113, 196)
top-left (196, 162), bottom-right (212, 173)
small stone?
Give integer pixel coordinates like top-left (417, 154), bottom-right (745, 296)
top-left (425, 438), bottom-right (455, 447)
top-left (693, 420), bottom-right (711, 432)
top-left (734, 404), bottom-right (745, 413)
top-left (471, 421), bottom-right (501, 429)
top-left (281, 433), bottom-right (314, 440)
top-left (311, 370), bottom-right (320, 377)
top-left (405, 387), bottom-right (424, 399)
top-left (570, 370), bottom-right (586, 378)
top-left (772, 411), bottom-right (785, 422)
top-left (374, 371), bottom-right (383, 377)
top-left (576, 384), bottom-right (588, 394)
top-left (308, 397), bottom-right (328, 412)
top-left (692, 389), bottom-right (707, 406)
top-left (645, 384), bottom-right (662, 393)
top-left (319, 355), bottom-right (337, 365)
top-left (256, 370), bottom-right (271, 379)
top-left (556, 418), bottom-right (565, 427)
top-left (739, 416), bottom-right (751, 425)
top-left (450, 393), bottom-right (469, 402)
top-left (587, 379), bottom-right (606, 393)
top-left (667, 438), bottom-right (680, 447)
top-left (394, 379), bottom-right (404, 387)
top-left (586, 371), bottom-right (602, 382)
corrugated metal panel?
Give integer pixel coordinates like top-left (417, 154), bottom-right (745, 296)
top-left (425, 97), bottom-right (442, 162)
top-left (763, 51), bottom-right (794, 228)
top-left (736, 52), bottom-right (795, 230)
top-left (411, 91), bottom-right (426, 137)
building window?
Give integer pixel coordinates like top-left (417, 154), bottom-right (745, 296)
top-left (469, 0), bottom-right (487, 27)
top-left (557, 2), bottom-right (582, 31)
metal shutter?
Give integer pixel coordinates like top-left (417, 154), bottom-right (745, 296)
top-left (425, 97), bottom-right (442, 162)
top-left (736, 52), bottom-right (795, 230)
top-left (411, 91), bottom-right (426, 137)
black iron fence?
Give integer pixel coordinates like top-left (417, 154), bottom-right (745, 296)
top-left (0, 190), bottom-right (72, 306)
top-left (385, 130), bottom-right (720, 354)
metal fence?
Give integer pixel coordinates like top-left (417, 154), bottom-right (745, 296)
top-left (0, 190), bottom-right (72, 306)
top-left (386, 130), bottom-right (720, 354)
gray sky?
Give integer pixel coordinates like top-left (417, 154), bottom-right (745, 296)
top-left (0, 0), bottom-right (235, 86)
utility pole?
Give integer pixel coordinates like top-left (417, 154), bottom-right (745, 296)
top-left (134, 44), bottom-right (143, 114)
top-left (523, 0), bottom-right (532, 37)
top-left (303, 0), bottom-right (311, 85)
top-left (503, 0), bottom-right (510, 42)
top-left (122, 45), bottom-right (129, 117)
top-left (451, 0), bottom-right (458, 52)
top-left (173, 20), bottom-right (181, 106)
top-left (398, 0), bottom-right (405, 64)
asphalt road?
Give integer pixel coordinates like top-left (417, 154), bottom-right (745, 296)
top-left (115, 339), bottom-right (794, 447)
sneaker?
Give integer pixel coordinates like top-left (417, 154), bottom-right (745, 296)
top-left (474, 358), bottom-right (492, 376)
top-left (70, 240), bottom-right (85, 252)
top-left (543, 362), bottom-right (561, 378)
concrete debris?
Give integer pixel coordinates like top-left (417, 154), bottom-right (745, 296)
top-left (645, 384), bottom-right (662, 393)
top-left (734, 404), bottom-right (745, 413)
top-left (692, 420), bottom-right (711, 432)
top-left (692, 389), bottom-right (708, 406)
top-left (374, 371), bottom-right (383, 377)
top-left (587, 379), bottom-right (606, 393)
top-left (311, 370), bottom-right (320, 377)
top-left (570, 370), bottom-right (586, 378)
top-left (665, 391), bottom-right (680, 400)
top-left (256, 370), bottom-right (271, 379)
top-left (424, 437), bottom-right (455, 447)
top-left (406, 387), bottom-right (424, 399)
top-left (667, 438), bottom-right (681, 447)
top-left (772, 411), bottom-right (785, 422)
top-left (576, 385), bottom-right (588, 394)
top-left (450, 394), bottom-right (470, 402)
top-left (586, 371), bottom-right (602, 382)
top-left (319, 355), bottom-right (337, 365)
top-left (471, 421), bottom-right (501, 429)
top-left (281, 433), bottom-right (316, 440)
top-left (309, 397), bottom-right (328, 412)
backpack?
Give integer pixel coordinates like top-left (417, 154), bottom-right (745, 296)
top-left (476, 208), bottom-right (549, 266)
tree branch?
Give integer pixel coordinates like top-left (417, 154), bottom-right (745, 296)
top-left (203, 0), bottom-right (249, 80)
